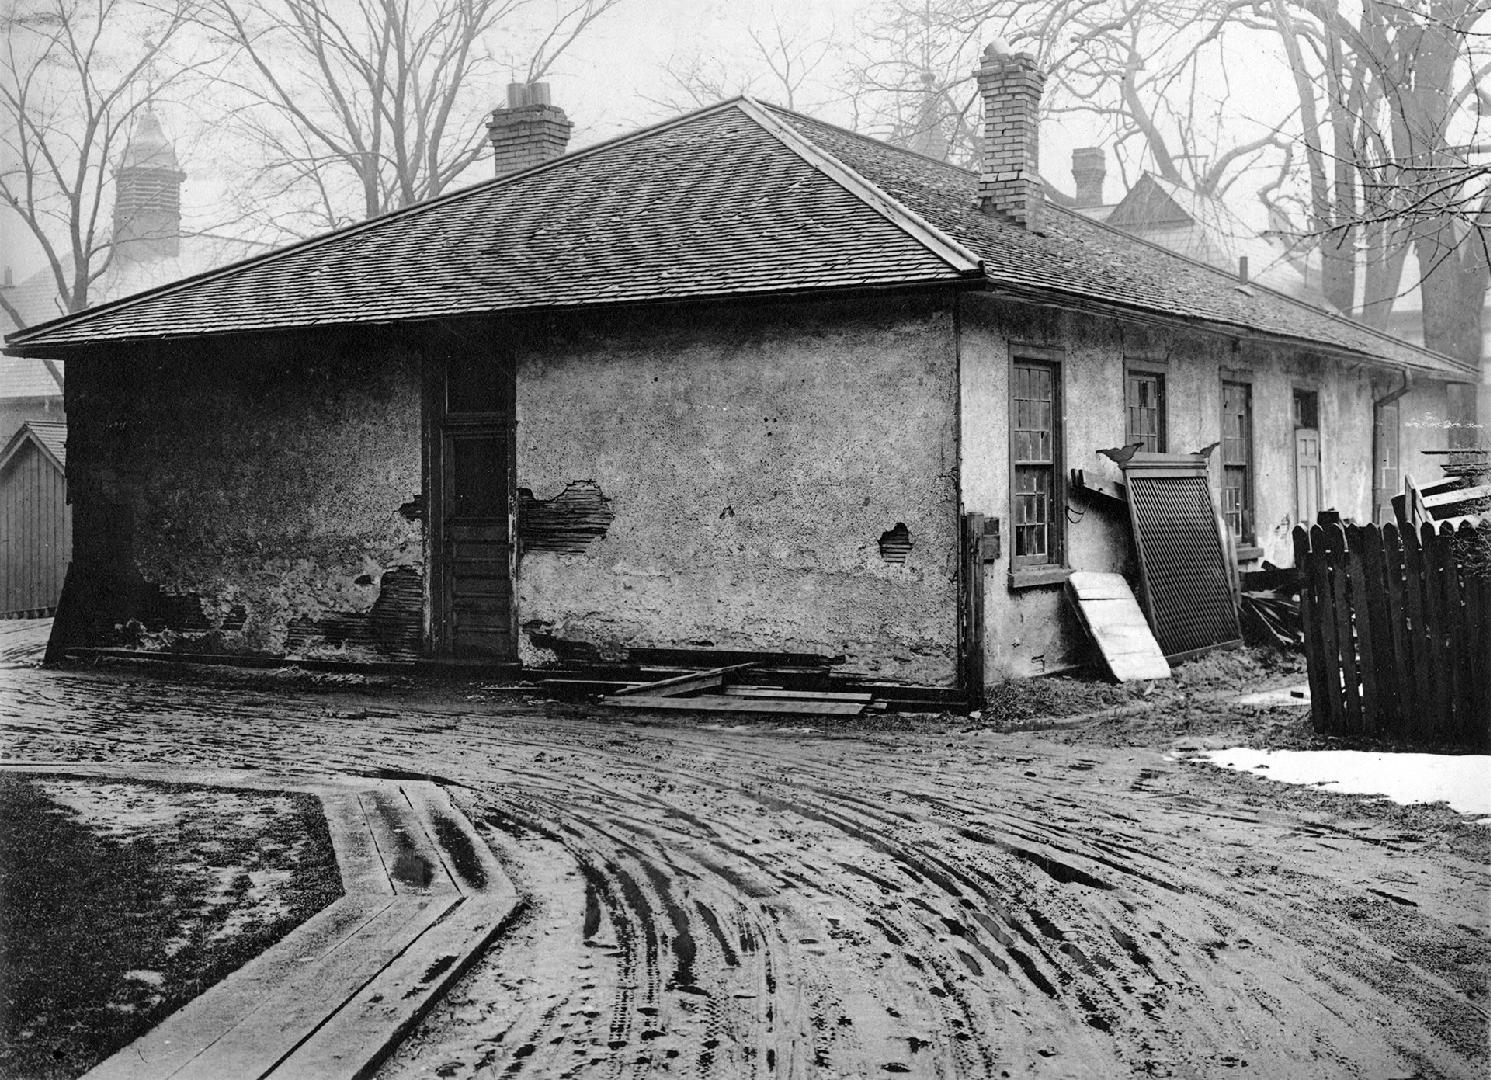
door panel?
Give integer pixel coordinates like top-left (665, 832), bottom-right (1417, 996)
top-left (1294, 428), bottom-right (1321, 526)
top-left (430, 348), bottom-right (516, 663)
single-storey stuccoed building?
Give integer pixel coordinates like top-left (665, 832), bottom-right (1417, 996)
top-left (4, 50), bottom-right (1477, 687)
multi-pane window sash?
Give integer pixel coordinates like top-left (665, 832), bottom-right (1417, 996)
top-left (1221, 380), bottom-right (1253, 543)
top-left (1013, 361), bottom-right (1059, 564)
top-left (1126, 371), bottom-right (1164, 452)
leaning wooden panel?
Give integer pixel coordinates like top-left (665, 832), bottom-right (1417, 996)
top-left (1121, 453), bottom-right (1241, 659)
top-left (1065, 571), bottom-right (1170, 682)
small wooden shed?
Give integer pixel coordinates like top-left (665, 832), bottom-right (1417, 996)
top-left (1, 420), bottom-right (70, 617)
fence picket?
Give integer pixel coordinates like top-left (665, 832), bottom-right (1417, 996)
top-left (1300, 519), bottom-right (1486, 748)
top-left (1380, 525), bottom-right (1413, 735)
top-left (1449, 522), bottom-right (1485, 742)
top-left (1434, 523), bottom-right (1468, 741)
top-left (1323, 525), bottom-right (1361, 733)
top-left (1343, 526), bottom-right (1379, 734)
top-left (1399, 526), bottom-right (1433, 742)
top-left (1479, 524), bottom-right (1491, 745)
top-left (1294, 526), bottom-right (1330, 730)
top-left (1309, 525), bottom-right (1346, 733)
top-left (1419, 524), bottom-right (1451, 740)
top-left (1360, 528), bottom-right (1402, 728)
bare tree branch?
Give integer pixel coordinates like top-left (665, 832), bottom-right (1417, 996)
top-left (0, 0), bottom-right (207, 321)
top-left (201, 0), bottom-right (623, 237)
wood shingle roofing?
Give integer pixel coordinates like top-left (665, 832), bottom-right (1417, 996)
top-left (763, 107), bottom-right (1472, 376)
top-left (3, 98), bottom-right (1474, 378)
top-left (1, 420), bottom-right (66, 471)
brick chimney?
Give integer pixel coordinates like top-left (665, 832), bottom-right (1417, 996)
top-left (1071, 147), bottom-right (1106, 209)
top-left (113, 110), bottom-right (185, 262)
top-left (487, 82), bottom-right (573, 176)
top-left (975, 42), bottom-right (1044, 230)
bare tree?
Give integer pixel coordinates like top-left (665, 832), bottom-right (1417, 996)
top-left (0, 0), bottom-right (202, 326)
top-left (644, 14), bottom-right (839, 115)
top-left (203, 0), bottom-right (624, 238)
top-left (852, 0), bottom-right (1487, 379)
top-left (1245, 0), bottom-right (1489, 366)
top-left (849, 0), bottom-right (1281, 192)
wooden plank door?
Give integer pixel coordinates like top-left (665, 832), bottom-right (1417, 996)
top-left (429, 348), bottom-right (516, 662)
top-left (1295, 427), bottom-right (1321, 526)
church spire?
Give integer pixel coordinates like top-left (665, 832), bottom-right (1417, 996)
top-left (113, 109), bottom-right (185, 261)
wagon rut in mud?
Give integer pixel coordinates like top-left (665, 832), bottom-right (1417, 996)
top-left (0, 653), bottom-right (1483, 1080)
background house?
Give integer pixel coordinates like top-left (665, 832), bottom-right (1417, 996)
top-left (0, 111), bottom-right (265, 617)
top-left (1066, 150), bottom-right (1485, 521)
top-left (0, 420), bottom-right (69, 617)
top-left (5, 58), bottom-right (1474, 685)
top-left (0, 356), bottom-right (65, 447)
top-left (1090, 170), bottom-right (1328, 307)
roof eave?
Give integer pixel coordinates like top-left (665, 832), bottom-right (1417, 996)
top-left (976, 281), bottom-right (1478, 379)
top-left (3, 276), bottom-right (988, 358)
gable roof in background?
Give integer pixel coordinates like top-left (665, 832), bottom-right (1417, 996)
top-left (3, 99), bottom-right (1474, 379)
top-left (1100, 173), bottom-right (1321, 304)
top-left (1104, 174), bottom-right (1194, 228)
top-left (0, 420), bottom-right (66, 473)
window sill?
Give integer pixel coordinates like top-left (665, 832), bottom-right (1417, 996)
top-left (1236, 545), bottom-right (1264, 563)
top-left (1009, 566), bottom-right (1072, 590)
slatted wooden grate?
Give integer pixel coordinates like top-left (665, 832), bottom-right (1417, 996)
top-left (1123, 455), bottom-right (1241, 659)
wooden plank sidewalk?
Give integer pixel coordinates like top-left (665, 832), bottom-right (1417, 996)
top-left (63, 769), bottom-right (520, 1080)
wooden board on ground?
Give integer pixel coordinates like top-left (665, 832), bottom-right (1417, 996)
top-left (722, 687), bottom-right (874, 702)
top-left (272, 898), bottom-right (511, 1080)
top-left (610, 663), bottom-right (758, 698)
top-left (1066, 571), bottom-right (1171, 682)
top-left (602, 693), bottom-right (863, 715)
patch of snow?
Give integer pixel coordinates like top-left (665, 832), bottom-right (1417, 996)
top-left (1193, 748), bottom-right (1491, 817)
top-left (34, 779), bottom-right (292, 839)
top-left (1231, 685), bottom-right (1310, 707)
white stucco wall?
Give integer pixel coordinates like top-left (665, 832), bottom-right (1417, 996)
top-left (957, 292), bottom-right (1459, 682)
top-left (514, 295), bottom-right (962, 685)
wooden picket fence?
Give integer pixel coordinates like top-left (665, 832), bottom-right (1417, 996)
top-left (1294, 520), bottom-right (1491, 747)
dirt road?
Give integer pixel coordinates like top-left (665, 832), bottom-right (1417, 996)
top-left (1, 622), bottom-right (1485, 1079)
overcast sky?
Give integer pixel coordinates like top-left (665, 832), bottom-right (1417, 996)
top-left (0, 0), bottom-right (1351, 284)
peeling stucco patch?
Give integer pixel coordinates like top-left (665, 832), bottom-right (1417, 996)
top-left (283, 565), bottom-right (424, 661)
top-left (398, 493), bottom-right (425, 522)
top-left (878, 523), bottom-right (913, 564)
top-left (518, 481), bottom-right (614, 555)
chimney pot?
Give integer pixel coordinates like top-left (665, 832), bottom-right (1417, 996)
top-left (1238, 255), bottom-right (1250, 283)
top-left (488, 82), bottom-right (572, 176)
top-left (1071, 146), bottom-right (1106, 209)
top-left (975, 47), bottom-right (1044, 230)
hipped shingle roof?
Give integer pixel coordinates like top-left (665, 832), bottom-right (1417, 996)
top-left (4, 99), bottom-right (1473, 378)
